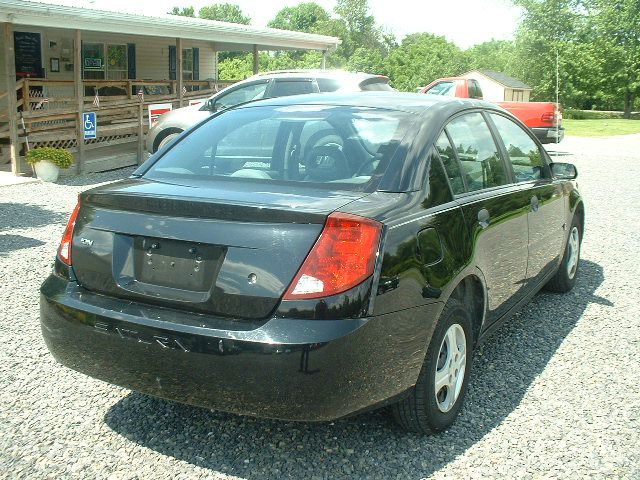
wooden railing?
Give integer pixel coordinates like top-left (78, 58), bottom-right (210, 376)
top-left (17, 78), bottom-right (236, 112)
top-left (0, 78), bottom-right (238, 147)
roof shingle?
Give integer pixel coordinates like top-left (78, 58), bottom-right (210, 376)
top-left (474, 70), bottom-right (531, 89)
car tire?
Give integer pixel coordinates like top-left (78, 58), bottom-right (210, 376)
top-left (155, 130), bottom-right (182, 152)
top-left (545, 215), bottom-right (582, 293)
top-left (391, 298), bottom-right (473, 434)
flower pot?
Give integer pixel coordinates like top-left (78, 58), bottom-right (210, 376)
top-left (33, 160), bottom-right (60, 182)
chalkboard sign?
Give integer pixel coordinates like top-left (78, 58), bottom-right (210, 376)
top-left (14, 31), bottom-right (43, 78)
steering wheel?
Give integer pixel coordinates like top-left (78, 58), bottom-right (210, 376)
top-left (304, 145), bottom-right (350, 181)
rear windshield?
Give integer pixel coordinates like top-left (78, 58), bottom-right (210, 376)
top-left (144, 104), bottom-right (415, 191)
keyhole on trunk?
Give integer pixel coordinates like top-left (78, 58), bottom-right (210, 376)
top-left (248, 273), bottom-right (257, 284)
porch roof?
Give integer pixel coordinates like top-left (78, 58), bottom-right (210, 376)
top-left (0, 0), bottom-right (341, 52)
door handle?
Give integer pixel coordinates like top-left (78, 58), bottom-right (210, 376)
top-left (530, 195), bottom-right (540, 212)
top-left (477, 208), bottom-right (491, 229)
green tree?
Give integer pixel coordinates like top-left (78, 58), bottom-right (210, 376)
top-left (168, 6), bottom-right (195, 17)
top-left (267, 3), bottom-right (334, 64)
top-left (334, 0), bottom-right (377, 52)
top-left (465, 40), bottom-right (517, 74)
top-left (345, 47), bottom-right (386, 74)
top-left (262, 51), bottom-right (324, 71)
top-left (385, 33), bottom-right (469, 91)
top-left (585, 0), bottom-right (639, 117)
top-left (268, 2), bottom-right (330, 32)
top-left (196, 4), bottom-right (252, 62)
top-left (334, 0), bottom-right (395, 60)
top-left (217, 54), bottom-right (253, 80)
top-left (509, 0), bottom-right (604, 108)
top-left (198, 3), bottom-right (251, 24)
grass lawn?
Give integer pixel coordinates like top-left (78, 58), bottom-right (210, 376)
top-left (563, 119), bottom-right (640, 137)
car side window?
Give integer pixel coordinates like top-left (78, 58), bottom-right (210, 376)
top-left (445, 113), bottom-right (509, 192)
top-left (490, 113), bottom-right (548, 182)
top-left (215, 81), bottom-right (269, 110)
top-left (435, 133), bottom-right (465, 195)
top-left (268, 80), bottom-right (317, 97)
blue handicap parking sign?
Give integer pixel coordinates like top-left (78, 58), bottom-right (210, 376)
top-left (83, 112), bottom-right (97, 139)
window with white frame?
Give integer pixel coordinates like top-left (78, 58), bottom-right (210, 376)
top-left (82, 43), bottom-right (105, 80)
top-left (82, 43), bottom-right (127, 81)
top-left (106, 44), bottom-right (127, 80)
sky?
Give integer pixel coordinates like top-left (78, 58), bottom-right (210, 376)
top-left (38, 0), bottom-right (523, 49)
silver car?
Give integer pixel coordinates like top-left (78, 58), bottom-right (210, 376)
top-left (146, 70), bottom-right (393, 153)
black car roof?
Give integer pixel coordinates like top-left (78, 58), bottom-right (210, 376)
top-left (235, 91), bottom-right (497, 114)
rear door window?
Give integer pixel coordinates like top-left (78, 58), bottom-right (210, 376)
top-left (490, 113), bottom-right (548, 182)
top-left (268, 80), bottom-right (317, 97)
top-left (445, 113), bottom-right (509, 192)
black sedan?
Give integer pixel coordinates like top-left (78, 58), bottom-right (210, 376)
top-left (40, 92), bottom-right (584, 434)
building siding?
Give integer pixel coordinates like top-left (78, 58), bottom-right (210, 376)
top-left (462, 71), bottom-right (533, 103)
top-left (0, 26), bottom-right (217, 109)
top-left (7, 25), bottom-right (217, 83)
top-left (461, 71), bottom-right (506, 102)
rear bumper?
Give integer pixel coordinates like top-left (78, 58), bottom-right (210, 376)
top-left (532, 126), bottom-right (565, 144)
top-left (40, 274), bottom-right (440, 421)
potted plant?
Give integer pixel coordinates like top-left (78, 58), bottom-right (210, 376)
top-left (25, 147), bottom-right (74, 182)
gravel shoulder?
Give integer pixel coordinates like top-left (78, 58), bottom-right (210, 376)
top-left (1, 137), bottom-right (638, 479)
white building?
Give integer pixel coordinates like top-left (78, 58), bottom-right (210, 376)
top-left (461, 70), bottom-right (532, 103)
top-left (0, 0), bottom-right (340, 176)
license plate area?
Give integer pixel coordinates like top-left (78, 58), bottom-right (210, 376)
top-left (133, 237), bottom-right (222, 292)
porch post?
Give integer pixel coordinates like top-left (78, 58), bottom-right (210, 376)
top-left (74, 29), bottom-right (84, 173)
top-left (176, 38), bottom-right (184, 107)
top-left (212, 44), bottom-right (218, 81)
top-left (321, 50), bottom-right (327, 70)
top-left (252, 44), bottom-right (259, 75)
top-left (2, 22), bottom-right (22, 176)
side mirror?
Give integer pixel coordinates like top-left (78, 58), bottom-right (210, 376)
top-left (551, 162), bottom-right (577, 180)
top-left (200, 98), bottom-right (220, 112)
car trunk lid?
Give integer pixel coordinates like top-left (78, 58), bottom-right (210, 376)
top-left (71, 178), bottom-right (367, 320)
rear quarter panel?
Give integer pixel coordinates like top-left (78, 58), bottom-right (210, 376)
top-left (498, 101), bottom-right (555, 128)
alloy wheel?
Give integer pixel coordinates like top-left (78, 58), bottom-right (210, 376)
top-left (566, 226), bottom-right (580, 280)
top-left (434, 323), bottom-right (466, 413)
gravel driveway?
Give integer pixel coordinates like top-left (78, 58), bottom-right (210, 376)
top-left (1, 135), bottom-right (639, 479)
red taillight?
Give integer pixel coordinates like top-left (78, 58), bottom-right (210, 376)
top-left (542, 109), bottom-right (562, 127)
top-left (58, 201), bottom-right (81, 266)
top-left (283, 212), bottom-right (382, 300)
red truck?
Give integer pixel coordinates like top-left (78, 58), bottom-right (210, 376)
top-left (420, 77), bottom-right (564, 143)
